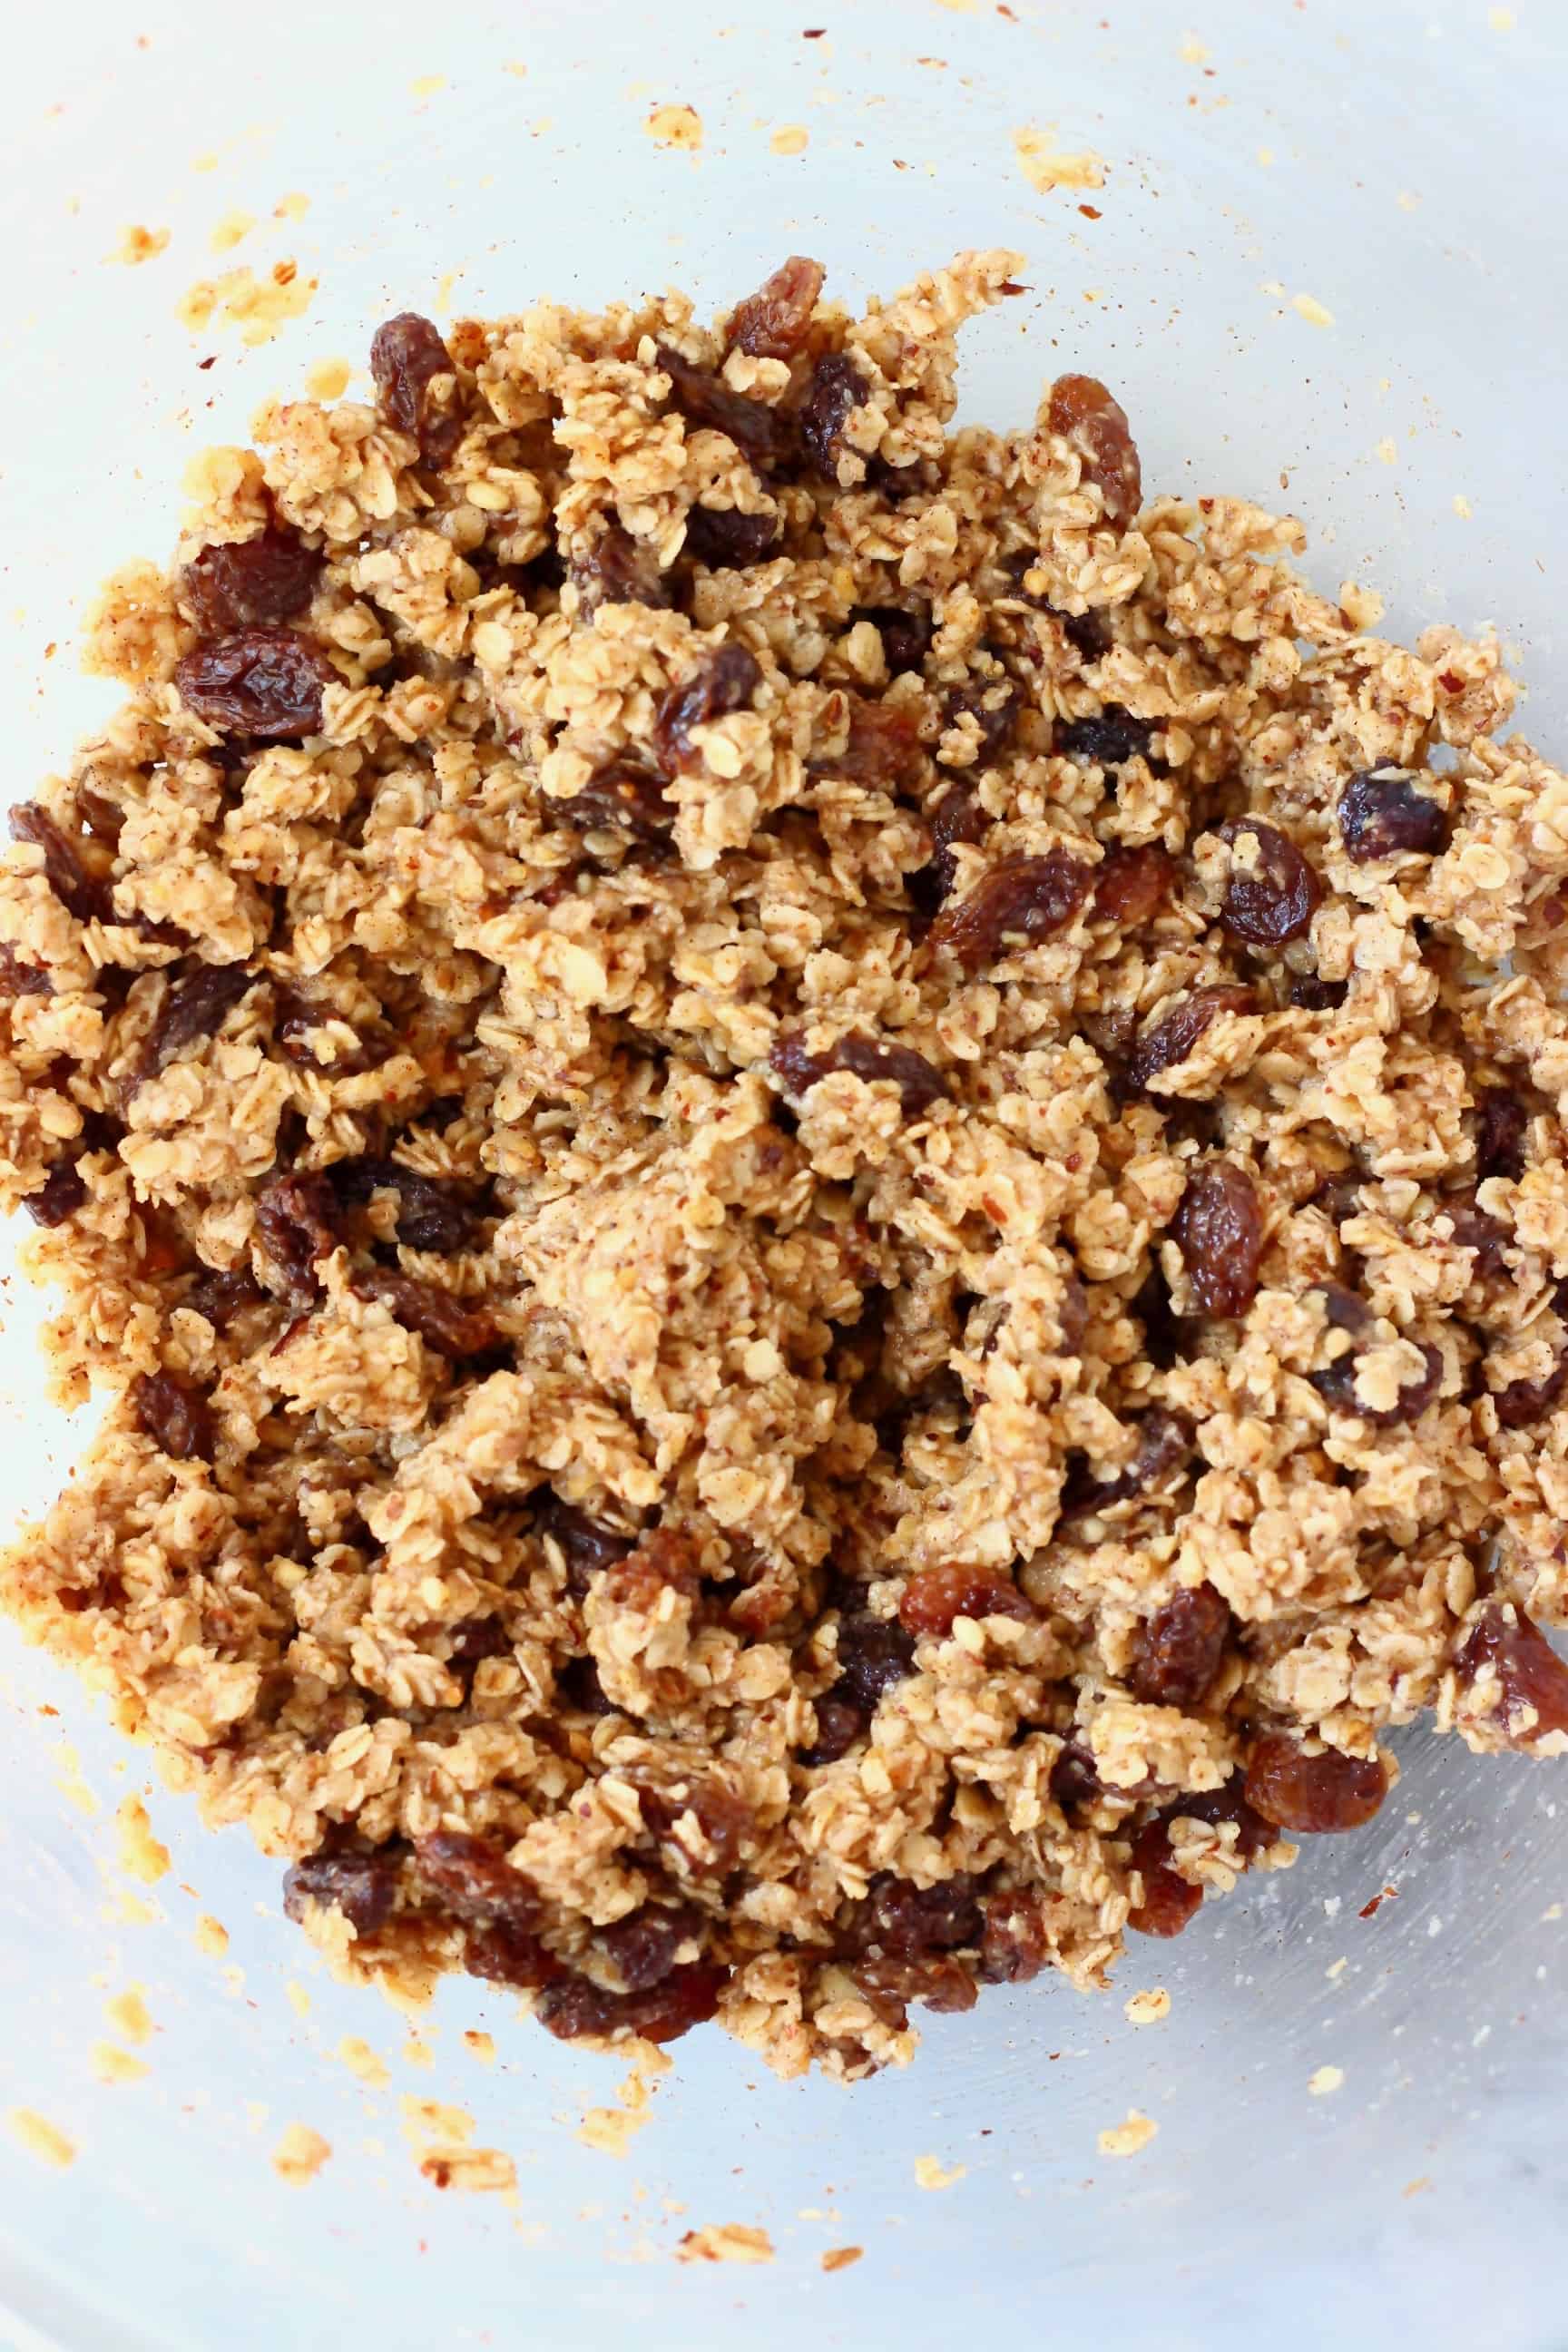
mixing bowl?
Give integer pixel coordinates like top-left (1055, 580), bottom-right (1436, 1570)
top-left (2, 1), bottom-right (1565, 2344)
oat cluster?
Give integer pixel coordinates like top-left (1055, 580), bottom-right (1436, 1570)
top-left (4, 251), bottom-right (1567, 2078)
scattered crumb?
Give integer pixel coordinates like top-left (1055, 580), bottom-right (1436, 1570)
top-left (914, 2153), bottom-right (966, 2190)
top-left (933, 0), bottom-right (977, 10)
top-left (1326, 1956), bottom-right (1349, 1980)
top-left (1257, 144), bottom-right (1275, 165)
top-left (1123, 1987), bottom-right (1171, 2026)
top-left (114, 1797), bottom-right (170, 1883)
top-left (191, 152), bottom-right (219, 173)
top-left (1179, 35), bottom-right (1210, 63)
top-left (822, 2246), bottom-right (863, 2272)
top-left (103, 1987), bottom-right (152, 2047)
top-left (272, 2123), bottom-right (331, 2185)
top-left (336, 2037), bottom-right (390, 2091)
top-left (1404, 2174), bottom-right (1434, 2197)
top-left (285, 1981), bottom-right (311, 2019)
top-left (8, 2110), bottom-right (75, 2169)
top-left (107, 225), bottom-right (170, 267)
top-left (1454, 494), bottom-right (1473, 519)
top-left (1308, 2065), bottom-right (1346, 2097)
top-left (645, 103), bottom-right (703, 151)
top-left (1375, 438), bottom-right (1397, 466)
top-left (175, 260), bottom-right (317, 346)
top-left (274, 191), bottom-right (309, 220)
top-left (401, 2035), bottom-right (435, 2070)
top-left (1098, 2110), bottom-right (1158, 2160)
top-left (209, 209), bottom-right (257, 254)
top-left (90, 2043), bottom-right (150, 2087)
top-left (1544, 1903), bottom-right (1563, 1922)
top-left (102, 1887), bottom-right (158, 1927)
top-left (770, 124), bottom-right (809, 156)
top-left (305, 357), bottom-right (351, 401)
top-left (400, 2097), bottom-right (475, 2147)
top-left (419, 2145), bottom-right (517, 2193)
top-left (433, 270), bottom-right (462, 316)
top-left (53, 1740), bottom-right (98, 1818)
top-left (462, 2030), bottom-right (496, 2064)
top-left (409, 74), bottom-right (447, 100)
top-left (192, 1914), bottom-right (229, 1957)
top-left (1488, 5), bottom-right (1515, 26)
top-left (677, 2223), bottom-right (775, 2265)
top-left (578, 2102), bottom-right (651, 2157)
top-left (503, 60), bottom-right (527, 77)
top-left (1292, 292), bottom-right (1335, 328)
top-left (221, 1965), bottom-right (247, 1998)
top-left (1396, 189), bottom-right (1421, 211)
top-left (1013, 125), bottom-right (1105, 193)
top-left (243, 2101), bottom-right (270, 2132)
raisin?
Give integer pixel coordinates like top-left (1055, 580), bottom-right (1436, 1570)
top-left (1062, 1407), bottom-right (1193, 1520)
top-left (182, 527), bottom-right (322, 636)
top-left (1093, 844), bottom-right (1175, 928)
top-left (282, 1842), bottom-right (401, 1936)
top-left (140, 962), bottom-right (255, 1079)
top-left (1171, 1161), bottom-right (1264, 1318)
top-left (1049, 1741), bottom-right (1103, 1811)
top-left (1055, 708), bottom-right (1156, 770)
top-left (271, 985), bottom-right (384, 1074)
top-left (942, 676), bottom-right (1021, 761)
top-left (799, 1693), bottom-right (866, 1766)
top-left (8, 803), bottom-right (113, 926)
top-left (897, 1562), bottom-right (1036, 1636)
top-left (770, 1027), bottom-right (949, 1119)
top-left (415, 1829), bottom-right (539, 1928)
top-left (603, 1526), bottom-right (703, 1612)
top-left (24, 1160), bottom-right (89, 1227)
top-left (75, 787), bottom-right (126, 844)
top-left (683, 504), bottom-right (780, 568)
top-left (639, 1779), bottom-right (753, 1876)
top-left (1491, 1351), bottom-right (1568, 1429)
top-left (854, 605), bottom-right (932, 675)
top-left (1218, 818), bottom-right (1322, 948)
top-left (329, 1157), bottom-right (483, 1253)
top-left (1338, 767), bottom-right (1448, 863)
top-left (726, 255), bottom-right (826, 359)
top-left (567, 520), bottom-right (673, 611)
top-left (978, 1890), bottom-right (1050, 1983)
top-left (655, 343), bottom-right (791, 468)
top-left (1243, 1734), bottom-right (1388, 1832)
top-left (1127, 984), bottom-right (1255, 1094)
top-left (369, 311), bottom-right (464, 466)
top-left (536, 1494), bottom-right (637, 1596)
top-left (174, 629), bottom-right (338, 740)
top-left (1170, 1776), bottom-right (1277, 1864)
top-left (1455, 1601), bottom-right (1568, 1750)
top-left (651, 643), bottom-right (761, 771)
top-left (1046, 373), bottom-right (1142, 530)
top-left (0, 944), bottom-right (54, 998)
top-left (833, 1612), bottom-right (916, 1710)
top-left (597, 1905), bottom-right (699, 1993)
top-left (184, 1264), bottom-right (265, 1331)
top-left (446, 1615), bottom-right (511, 1666)
top-left (354, 1269), bottom-right (499, 1358)
top-left (812, 693), bottom-right (924, 787)
top-left (555, 1655), bottom-right (615, 1716)
top-left (928, 848), bottom-right (1093, 969)
top-left (1126, 1818), bottom-right (1205, 1938)
top-left (552, 756), bottom-right (674, 844)
top-left (1289, 972), bottom-right (1347, 1011)
top-left (536, 1961), bottom-right (727, 2045)
top-left (255, 1171), bottom-right (341, 1302)
top-left (1445, 1191), bottom-right (1511, 1279)
top-left (799, 351), bottom-right (868, 478)
top-left (1055, 605), bottom-right (1112, 662)
top-left (841, 1872), bottom-right (982, 1960)
top-left (1475, 1086), bottom-right (1528, 1182)
top-left (909, 782), bottom-right (990, 916)
top-left (1127, 1583), bottom-right (1231, 1708)
top-left (1308, 1284), bottom-right (1442, 1426)
top-left (466, 1923), bottom-right (559, 1990)
top-left (853, 1953), bottom-right (978, 2015)
top-left (132, 1369), bottom-right (216, 1464)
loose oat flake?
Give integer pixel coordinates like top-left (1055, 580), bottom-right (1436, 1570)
top-left (2, 248), bottom-right (1567, 2086)
top-left (1098, 2110), bottom-right (1158, 2160)
top-left (677, 2223), bottom-right (775, 2265)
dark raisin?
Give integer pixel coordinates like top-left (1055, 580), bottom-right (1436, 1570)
top-left (1132, 1265), bottom-right (1184, 1371)
top-left (603, 1527), bottom-right (703, 1613)
top-left (551, 757), bottom-right (673, 843)
top-left (466, 1923), bottom-right (559, 1990)
top-left (271, 985), bottom-right (385, 1074)
top-left (182, 527), bottom-right (322, 636)
top-left (811, 693), bottom-right (924, 786)
top-left (282, 1842), bottom-right (401, 1936)
top-left (942, 676), bottom-right (1021, 761)
top-left (24, 1159), bottom-right (89, 1227)
top-left (1170, 1776), bottom-right (1278, 1865)
top-left (1049, 1741), bottom-right (1103, 1811)
top-left (0, 944), bottom-right (54, 998)
top-left (446, 1614), bottom-right (511, 1667)
top-left (1491, 1350), bottom-right (1568, 1429)
top-left (978, 1890), bottom-right (1050, 1984)
top-left (799, 1693), bottom-right (867, 1766)
top-left (184, 1265), bottom-right (265, 1330)
top-left (1444, 1190), bottom-right (1511, 1279)
top-left (1308, 1283), bottom-right (1442, 1426)
top-left (1055, 708), bottom-right (1156, 770)
top-left (655, 342), bottom-right (791, 468)
top-left (1455, 1601), bottom-right (1568, 1750)
top-left (929, 848), bottom-right (1093, 970)
top-left (853, 1952), bottom-right (978, 2015)
top-left (1171, 1161), bottom-right (1264, 1318)
top-left (140, 962), bottom-right (255, 1080)
top-left (354, 1269), bottom-right (499, 1357)
top-left (369, 311), bottom-right (464, 466)
top-left (329, 1157), bottom-right (482, 1253)
top-left (567, 520), bottom-right (673, 611)
top-left (536, 1494), bottom-right (637, 1595)
top-left (1338, 767), bottom-right (1448, 863)
top-left (1046, 373), bottom-right (1142, 530)
top-left (415, 1829), bottom-right (539, 1928)
top-left (1127, 985), bottom-right (1255, 1094)
top-left (799, 351), bottom-right (868, 478)
top-left (9, 803), bottom-right (113, 925)
top-left (132, 1370), bottom-right (216, 1464)
top-left (638, 1779), bottom-right (753, 1875)
top-left (1126, 1818), bottom-right (1204, 1938)
top-left (1093, 844), bottom-right (1175, 928)
top-left (255, 1171), bottom-right (341, 1302)
top-left (1062, 1407), bottom-right (1193, 1520)
top-left (1055, 605), bottom-right (1112, 662)
top-left (841, 1872), bottom-right (982, 1959)
top-left (726, 255), bottom-right (826, 358)
top-left (1244, 1734), bottom-right (1388, 1832)
top-left (897, 1562), bottom-right (1036, 1636)
top-left (174, 629), bottom-right (338, 740)
top-left (909, 783), bottom-right (990, 918)
top-left (682, 504), bottom-right (780, 568)
top-left (854, 605), bottom-right (933, 675)
top-left (555, 1655), bottom-right (616, 1715)
top-left (834, 1612), bottom-right (916, 1710)
top-left (770, 1027), bottom-right (949, 1119)
top-left (651, 643), bottom-right (761, 772)
top-left (1475, 1086), bottom-right (1528, 1182)
top-left (1127, 1583), bottom-right (1231, 1709)
top-left (597, 1905), bottom-right (700, 1993)
top-left (1289, 972), bottom-right (1347, 1011)
top-left (1218, 818), bottom-right (1322, 948)
top-left (75, 787), bottom-right (126, 844)
top-left (536, 1961), bottom-right (727, 2045)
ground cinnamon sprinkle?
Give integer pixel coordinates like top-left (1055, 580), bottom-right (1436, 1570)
top-left (3, 250), bottom-right (1566, 2084)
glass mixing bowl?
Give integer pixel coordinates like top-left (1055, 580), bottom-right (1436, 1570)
top-left (1, 2), bottom-right (1564, 2343)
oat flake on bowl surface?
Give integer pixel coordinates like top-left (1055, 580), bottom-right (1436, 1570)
top-left (2, 249), bottom-right (1567, 2088)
